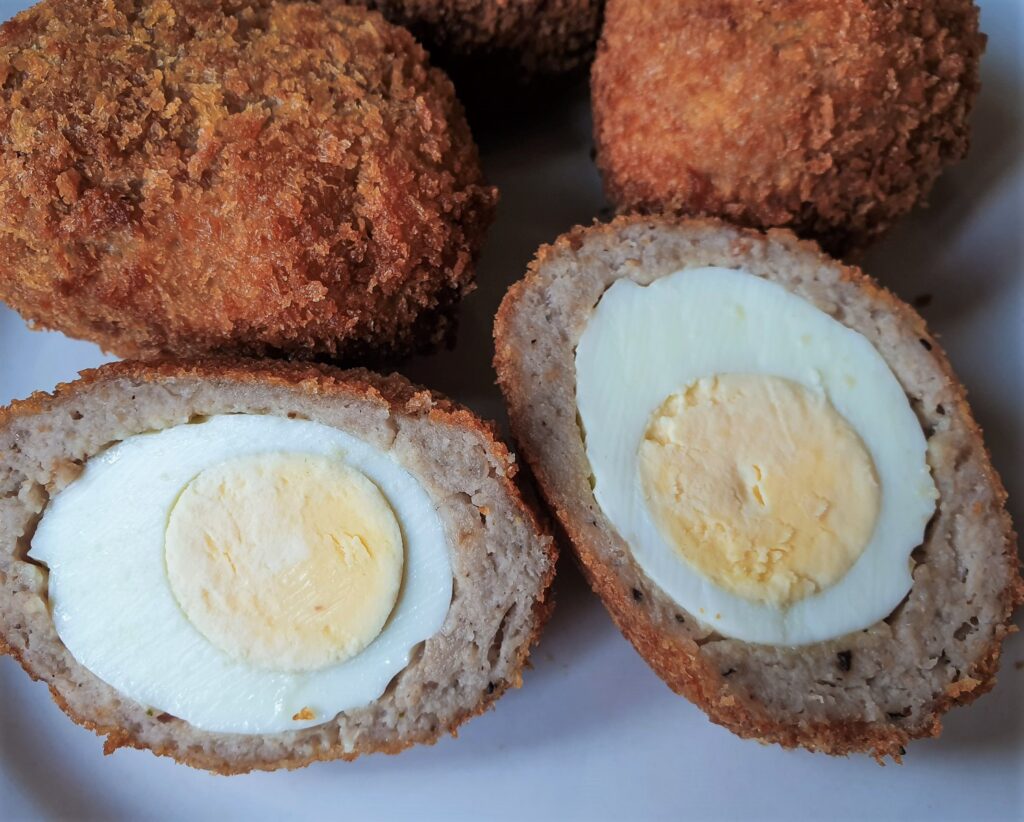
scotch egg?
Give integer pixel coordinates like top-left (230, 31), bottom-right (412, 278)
top-left (0, 361), bottom-right (556, 772)
top-left (494, 216), bottom-right (1020, 758)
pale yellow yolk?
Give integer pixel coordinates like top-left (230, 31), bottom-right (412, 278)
top-left (165, 453), bottom-right (403, 673)
top-left (638, 375), bottom-right (880, 608)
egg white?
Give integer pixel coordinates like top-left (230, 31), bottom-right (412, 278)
top-left (575, 267), bottom-right (937, 646)
top-left (29, 414), bottom-right (453, 734)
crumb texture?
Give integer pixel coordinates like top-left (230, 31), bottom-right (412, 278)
top-left (0, 0), bottom-right (496, 360)
top-left (357, 0), bottom-right (604, 75)
top-left (592, 0), bottom-right (985, 255)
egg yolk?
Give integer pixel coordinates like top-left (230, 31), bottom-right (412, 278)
top-left (638, 375), bottom-right (880, 608)
top-left (165, 453), bottom-right (403, 673)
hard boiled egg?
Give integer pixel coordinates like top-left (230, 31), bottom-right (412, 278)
top-left (30, 414), bottom-right (452, 734)
top-left (575, 266), bottom-right (937, 645)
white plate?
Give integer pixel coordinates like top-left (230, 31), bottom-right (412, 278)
top-left (1, 2), bottom-right (1021, 819)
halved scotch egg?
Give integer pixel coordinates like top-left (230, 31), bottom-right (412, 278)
top-left (0, 360), bottom-right (555, 772)
top-left (495, 215), bottom-right (1021, 757)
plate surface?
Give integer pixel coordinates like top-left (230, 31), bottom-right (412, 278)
top-left (1, 1), bottom-right (1021, 819)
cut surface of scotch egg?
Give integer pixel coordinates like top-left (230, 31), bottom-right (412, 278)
top-left (575, 267), bottom-right (938, 646)
top-left (29, 414), bottom-right (452, 734)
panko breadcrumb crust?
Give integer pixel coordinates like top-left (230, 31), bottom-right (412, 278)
top-left (0, 0), bottom-right (496, 361)
top-left (356, 0), bottom-right (604, 77)
top-left (494, 215), bottom-right (1022, 759)
top-left (592, 0), bottom-right (985, 256)
top-left (0, 359), bottom-right (556, 773)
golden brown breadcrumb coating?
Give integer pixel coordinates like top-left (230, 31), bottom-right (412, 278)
top-left (0, 0), bottom-right (496, 360)
top-left (592, 0), bottom-right (985, 255)
top-left (357, 0), bottom-right (604, 76)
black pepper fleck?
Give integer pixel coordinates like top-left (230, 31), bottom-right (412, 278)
top-left (837, 651), bottom-right (852, 672)
top-left (898, 746), bottom-right (907, 757)
top-left (632, 588), bottom-right (643, 602)
top-left (486, 682), bottom-right (495, 695)
top-left (920, 338), bottom-right (933, 351)
top-left (722, 668), bottom-right (736, 677)
top-left (674, 614), bottom-right (685, 624)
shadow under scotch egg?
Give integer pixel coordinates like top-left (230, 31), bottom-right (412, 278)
top-left (355, 559), bottom-right (646, 775)
top-left (0, 656), bottom-right (125, 817)
top-left (862, 66), bottom-right (1024, 325)
top-left (401, 78), bottom-right (604, 423)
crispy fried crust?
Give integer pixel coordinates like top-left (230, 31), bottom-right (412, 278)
top-left (0, 1), bottom-right (496, 361)
top-left (356, 0), bottom-right (604, 76)
top-left (592, 0), bottom-right (985, 255)
top-left (494, 214), bottom-right (1022, 758)
top-left (0, 359), bottom-right (556, 773)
